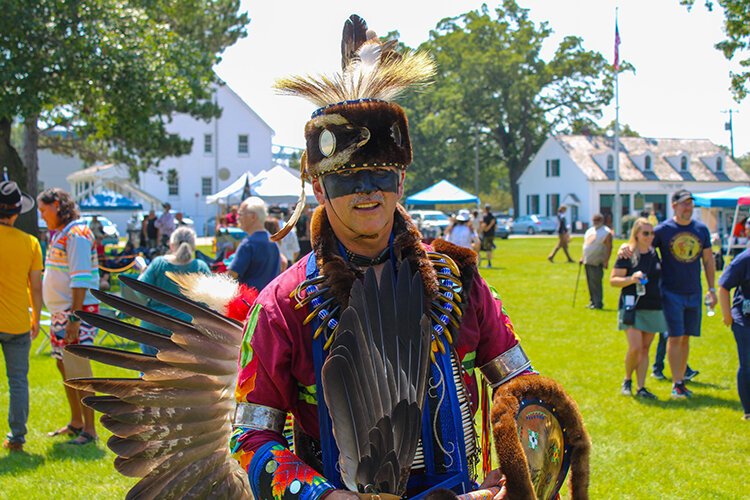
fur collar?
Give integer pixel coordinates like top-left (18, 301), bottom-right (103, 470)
top-left (310, 204), bottom-right (438, 309)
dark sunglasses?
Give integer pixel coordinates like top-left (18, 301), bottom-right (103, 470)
top-left (640, 231), bottom-right (653, 236)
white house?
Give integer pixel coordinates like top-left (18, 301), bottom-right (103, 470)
top-left (38, 82), bottom-right (274, 236)
top-left (517, 135), bottom-right (750, 231)
top-left (138, 83), bottom-right (274, 234)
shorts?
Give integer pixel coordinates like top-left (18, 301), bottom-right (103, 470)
top-left (50, 304), bottom-right (99, 360)
top-left (481, 236), bottom-right (495, 251)
top-left (662, 289), bottom-right (702, 337)
top-left (618, 308), bottom-right (668, 333)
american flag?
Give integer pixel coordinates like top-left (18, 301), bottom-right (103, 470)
top-left (614, 20), bottom-right (621, 71)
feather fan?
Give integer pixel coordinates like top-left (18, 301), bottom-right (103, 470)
top-left (63, 276), bottom-right (251, 499)
top-left (321, 259), bottom-right (431, 496)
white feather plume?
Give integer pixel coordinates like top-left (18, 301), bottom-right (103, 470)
top-left (165, 272), bottom-right (239, 315)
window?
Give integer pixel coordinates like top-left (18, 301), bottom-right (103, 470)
top-left (545, 159), bottom-right (560, 177)
top-left (680, 156), bottom-right (688, 171)
top-left (644, 156), bottom-right (652, 171)
top-left (167, 169), bottom-right (179, 196)
top-left (238, 134), bottom-right (249, 155)
top-left (526, 194), bottom-right (540, 214)
top-left (607, 155), bottom-right (614, 170)
top-left (204, 134), bottom-right (213, 154)
top-left (201, 177), bottom-right (213, 196)
top-left (546, 193), bottom-right (560, 216)
top-left (716, 157), bottom-right (723, 171)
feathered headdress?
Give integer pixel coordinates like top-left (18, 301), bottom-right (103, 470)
top-left (271, 14), bottom-right (435, 241)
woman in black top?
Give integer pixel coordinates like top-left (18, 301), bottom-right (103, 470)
top-left (610, 217), bottom-right (667, 399)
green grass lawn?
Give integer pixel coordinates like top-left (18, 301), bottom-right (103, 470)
top-left (1, 237), bottom-right (747, 498)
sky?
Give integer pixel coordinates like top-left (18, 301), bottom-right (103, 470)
top-left (215, 0), bottom-right (750, 158)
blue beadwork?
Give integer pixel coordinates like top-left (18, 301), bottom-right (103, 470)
top-left (311, 98), bottom-right (386, 118)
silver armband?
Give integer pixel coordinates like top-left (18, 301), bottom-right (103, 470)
top-left (479, 344), bottom-right (531, 388)
top-left (233, 402), bottom-right (287, 434)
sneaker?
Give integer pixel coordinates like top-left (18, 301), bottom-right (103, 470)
top-left (621, 379), bottom-right (632, 395)
top-left (684, 368), bottom-right (700, 381)
top-left (743, 414), bottom-right (750, 421)
top-left (651, 370), bottom-right (666, 380)
top-left (671, 382), bottom-right (693, 399)
top-left (635, 387), bottom-right (657, 400)
top-left (2, 438), bottom-right (23, 452)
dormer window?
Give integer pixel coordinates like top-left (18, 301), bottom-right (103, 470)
top-left (680, 156), bottom-right (688, 171)
top-left (716, 156), bottom-right (723, 172)
top-left (607, 155), bottom-right (614, 170)
top-left (644, 156), bottom-right (652, 171)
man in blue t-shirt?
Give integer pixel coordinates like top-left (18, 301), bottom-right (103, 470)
top-left (228, 197), bottom-right (281, 291)
top-left (652, 189), bottom-right (716, 398)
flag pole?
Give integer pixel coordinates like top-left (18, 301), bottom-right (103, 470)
top-left (613, 8), bottom-right (622, 237)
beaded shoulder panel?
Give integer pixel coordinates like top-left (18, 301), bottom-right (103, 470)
top-left (289, 252), bottom-right (464, 357)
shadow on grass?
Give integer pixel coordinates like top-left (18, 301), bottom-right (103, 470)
top-left (0, 451), bottom-right (45, 474)
top-left (648, 378), bottom-right (732, 391)
top-left (633, 393), bottom-right (741, 411)
top-left (48, 440), bottom-right (107, 461)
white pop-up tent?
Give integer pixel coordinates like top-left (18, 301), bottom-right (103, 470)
top-left (205, 171), bottom-right (264, 205)
top-left (206, 166), bottom-right (317, 206)
top-left (249, 166), bottom-right (317, 205)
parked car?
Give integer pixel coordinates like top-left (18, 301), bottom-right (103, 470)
top-left (510, 214), bottom-right (558, 235)
top-left (408, 210), bottom-right (451, 239)
top-left (80, 214), bottom-right (120, 245)
top-left (494, 218), bottom-right (511, 239)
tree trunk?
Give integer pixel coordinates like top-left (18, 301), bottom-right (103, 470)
top-left (0, 117), bottom-right (37, 235)
top-left (509, 161), bottom-right (523, 217)
top-left (17, 116), bottom-right (40, 236)
top-left (0, 117), bottom-right (25, 185)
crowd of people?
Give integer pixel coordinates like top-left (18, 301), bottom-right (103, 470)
top-left (435, 203), bottom-right (499, 268)
top-left (0, 183), bottom-right (307, 452)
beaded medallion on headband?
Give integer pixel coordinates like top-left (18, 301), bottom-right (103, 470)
top-left (270, 14), bottom-right (435, 241)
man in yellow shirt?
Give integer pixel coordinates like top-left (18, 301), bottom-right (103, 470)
top-left (0, 181), bottom-right (43, 452)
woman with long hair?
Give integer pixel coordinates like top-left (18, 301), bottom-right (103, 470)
top-left (138, 226), bottom-right (210, 355)
top-left (610, 217), bottom-right (666, 399)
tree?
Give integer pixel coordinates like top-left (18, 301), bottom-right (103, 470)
top-left (682, 0), bottom-right (750, 100)
top-left (736, 153), bottom-right (750, 174)
top-left (401, 1), bottom-right (618, 214)
top-left (570, 119), bottom-right (641, 137)
top-left (0, 1), bottom-right (248, 233)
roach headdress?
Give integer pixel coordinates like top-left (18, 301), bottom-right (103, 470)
top-left (271, 14), bottom-right (435, 241)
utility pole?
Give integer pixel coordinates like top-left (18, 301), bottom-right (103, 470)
top-left (722, 109), bottom-right (739, 159)
top-left (474, 126), bottom-right (480, 209)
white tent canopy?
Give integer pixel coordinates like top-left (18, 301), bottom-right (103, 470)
top-left (206, 166), bottom-right (316, 206)
top-left (250, 166), bottom-right (317, 205)
top-left (205, 171), bottom-right (263, 205)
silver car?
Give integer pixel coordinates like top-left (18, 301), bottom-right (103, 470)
top-left (510, 214), bottom-right (558, 235)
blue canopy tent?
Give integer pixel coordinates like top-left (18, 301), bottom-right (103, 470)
top-left (79, 191), bottom-right (142, 211)
top-left (692, 186), bottom-right (750, 256)
top-left (693, 186), bottom-right (750, 208)
top-left (405, 180), bottom-right (479, 206)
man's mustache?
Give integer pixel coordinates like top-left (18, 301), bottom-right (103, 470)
top-left (349, 192), bottom-right (385, 208)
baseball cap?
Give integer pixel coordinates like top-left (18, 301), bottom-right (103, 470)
top-left (0, 181), bottom-right (34, 216)
top-left (671, 189), bottom-right (694, 204)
